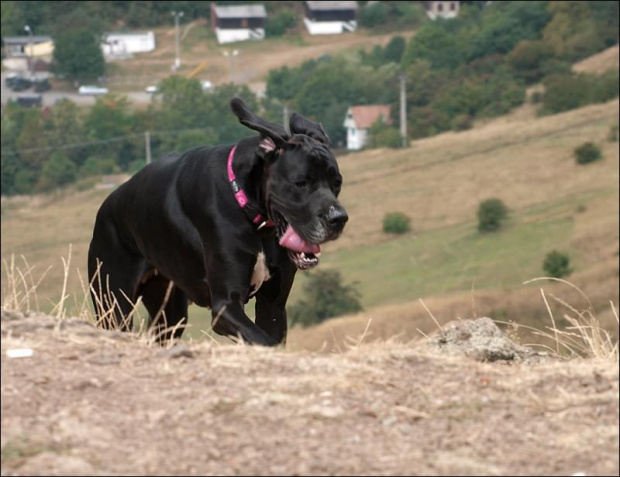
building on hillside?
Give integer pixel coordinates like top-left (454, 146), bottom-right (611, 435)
top-left (211, 3), bottom-right (267, 44)
top-left (343, 104), bottom-right (392, 150)
top-left (424, 1), bottom-right (460, 20)
top-left (101, 31), bottom-right (156, 58)
top-left (2, 36), bottom-right (53, 58)
top-left (304, 1), bottom-right (358, 35)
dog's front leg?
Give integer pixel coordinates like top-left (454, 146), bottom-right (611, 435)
top-left (211, 300), bottom-right (278, 346)
top-left (253, 259), bottom-right (297, 345)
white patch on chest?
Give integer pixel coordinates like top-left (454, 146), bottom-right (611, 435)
top-left (249, 252), bottom-right (271, 297)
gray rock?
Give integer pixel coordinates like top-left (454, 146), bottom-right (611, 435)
top-left (427, 317), bottom-right (542, 362)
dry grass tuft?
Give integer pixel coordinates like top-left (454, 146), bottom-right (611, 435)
top-left (497, 277), bottom-right (619, 362)
top-left (1, 249), bottom-right (197, 349)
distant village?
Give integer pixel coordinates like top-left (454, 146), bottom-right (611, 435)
top-left (2, 1), bottom-right (460, 150)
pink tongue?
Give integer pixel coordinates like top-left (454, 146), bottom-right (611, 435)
top-left (279, 225), bottom-right (321, 254)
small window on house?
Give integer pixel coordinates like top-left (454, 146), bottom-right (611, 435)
top-left (438, 3), bottom-right (443, 12)
top-left (350, 128), bottom-right (356, 136)
top-left (450, 2), bottom-right (456, 11)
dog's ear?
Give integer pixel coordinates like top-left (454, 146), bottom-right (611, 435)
top-left (289, 112), bottom-right (330, 145)
top-left (230, 97), bottom-right (288, 149)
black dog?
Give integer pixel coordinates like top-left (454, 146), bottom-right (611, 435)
top-left (87, 98), bottom-right (347, 346)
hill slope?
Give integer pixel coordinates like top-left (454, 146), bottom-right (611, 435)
top-left (2, 99), bottom-right (618, 343)
top-left (1, 310), bottom-right (618, 476)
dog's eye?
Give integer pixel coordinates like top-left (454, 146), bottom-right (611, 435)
top-left (295, 181), bottom-right (309, 190)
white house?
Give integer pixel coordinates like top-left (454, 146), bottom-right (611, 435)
top-left (211, 3), bottom-right (266, 44)
top-left (424, 1), bottom-right (460, 20)
top-left (304, 1), bottom-right (358, 35)
top-left (2, 36), bottom-right (53, 58)
top-left (101, 31), bottom-right (156, 58)
top-left (343, 104), bottom-right (392, 150)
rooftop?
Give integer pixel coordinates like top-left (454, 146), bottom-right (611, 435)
top-left (306, 1), bottom-right (359, 11)
top-left (2, 36), bottom-right (53, 45)
top-left (213, 4), bottom-right (267, 19)
top-left (348, 104), bottom-right (392, 129)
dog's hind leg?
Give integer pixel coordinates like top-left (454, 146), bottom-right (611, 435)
top-left (139, 274), bottom-right (189, 344)
top-left (88, 251), bottom-right (145, 332)
top-left (88, 223), bottom-right (146, 331)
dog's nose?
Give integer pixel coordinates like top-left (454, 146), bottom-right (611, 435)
top-left (326, 206), bottom-right (348, 228)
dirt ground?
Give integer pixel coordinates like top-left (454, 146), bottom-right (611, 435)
top-left (1, 310), bottom-right (618, 476)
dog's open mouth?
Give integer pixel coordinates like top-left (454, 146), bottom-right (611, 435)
top-left (274, 213), bottom-right (320, 270)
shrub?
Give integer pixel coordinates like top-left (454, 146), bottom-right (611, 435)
top-left (543, 250), bottom-right (572, 278)
top-left (383, 212), bottom-right (411, 234)
top-left (541, 73), bottom-right (589, 114)
top-left (542, 71), bottom-right (619, 115)
top-left (477, 198), bottom-right (508, 233)
top-left (80, 155), bottom-right (118, 176)
top-left (359, 2), bottom-right (388, 28)
top-left (265, 10), bottom-right (296, 37)
top-left (574, 142), bottom-right (602, 165)
top-left (288, 270), bottom-right (363, 328)
top-left (369, 118), bottom-right (402, 149)
top-left (451, 114), bottom-right (473, 131)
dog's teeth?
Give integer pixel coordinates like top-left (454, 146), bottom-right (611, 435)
top-left (300, 252), bottom-right (305, 258)
top-left (315, 252), bottom-right (321, 257)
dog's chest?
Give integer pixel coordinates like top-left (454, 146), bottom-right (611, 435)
top-left (249, 252), bottom-right (271, 297)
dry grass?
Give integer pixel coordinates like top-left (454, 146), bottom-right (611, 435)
top-left (288, 264), bottom-right (619, 361)
top-left (1, 248), bottom-right (195, 349)
top-left (573, 44), bottom-right (620, 74)
top-left (332, 99), bottom-right (619, 252)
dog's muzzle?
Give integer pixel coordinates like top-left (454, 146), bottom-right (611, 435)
top-left (273, 205), bottom-right (348, 271)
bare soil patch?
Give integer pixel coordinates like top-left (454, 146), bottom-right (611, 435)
top-left (2, 310), bottom-right (618, 476)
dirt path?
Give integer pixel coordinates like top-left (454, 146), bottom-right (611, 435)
top-left (1, 310), bottom-right (618, 476)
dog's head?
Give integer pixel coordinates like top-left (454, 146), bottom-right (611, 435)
top-left (231, 97), bottom-right (347, 270)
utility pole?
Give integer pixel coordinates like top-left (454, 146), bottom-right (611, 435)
top-left (399, 72), bottom-right (407, 148)
top-left (282, 102), bottom-right (289, 130)
top-left (145, 130), bottom-right (152, 165)
top-left (223, 49), bottom-right (239, 83)
top-left (24, 25), bottom-right (33, 80)
top-left (171, 10), bottom-right (184, 71)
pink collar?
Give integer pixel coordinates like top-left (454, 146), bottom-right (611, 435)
top-left (227, 145), bottom-right (274, 230)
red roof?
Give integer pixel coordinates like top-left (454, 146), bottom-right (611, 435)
top-left (349, 105), bottom-right (392, 129)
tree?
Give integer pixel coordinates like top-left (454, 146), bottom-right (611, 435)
top-left (37, 151), bottom-right (77, 190)
top-left (384, 36), bottom-right (406, 64)
top-left (83, 95), bottom-right (137, 169)
top-left (468, 1), bottom-right (551, 60)
top-left (288, 270), bottom-right (363, 328)
top-left (506, 40), bottom-right (553, 83)
top-left (16, 112), bottom-right (51, 170)
top-left (0, 115), bottom-right (22, 195)
top-left (402, 22), bottom-right (463, 71)
top-left (53, 28), bottom-right (105, 81)
top-left (48, 99), bottom-right (84, 166)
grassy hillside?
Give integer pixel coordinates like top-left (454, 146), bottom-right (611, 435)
top-left (2, 97), bottom-right (618, 343)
